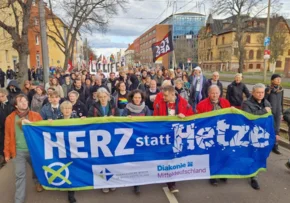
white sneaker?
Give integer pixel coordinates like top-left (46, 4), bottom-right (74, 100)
top-left (102, 188), bottom-right (110, 193)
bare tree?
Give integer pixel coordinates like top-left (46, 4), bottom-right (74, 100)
top-left (211, 0), bottom-right (280, 73)
top-left (46, 0), bottom-right (127, 70)
top-left (174, 36), bottom-right (198, 67)
top-left (0, 0), bottom-right (34, 84)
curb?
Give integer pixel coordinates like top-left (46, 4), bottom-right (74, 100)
top-left (279, 137), bottom-right (290, 150)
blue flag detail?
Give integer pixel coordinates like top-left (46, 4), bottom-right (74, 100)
top-left (23, 109), bottom-right (275, 191)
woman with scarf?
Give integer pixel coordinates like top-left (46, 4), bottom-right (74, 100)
top-left (112, 81), bottom-right (129, 116)
top-left (189, 66), bottom-right (207, 112)
top-left (31, 86), bottom-right (47, 113)
top-left (122, 89), bottom-right (150, 194)
top-left (265, 74), bottom-right (284, 155)
top-left (175, 78), bottom-right (189, 101)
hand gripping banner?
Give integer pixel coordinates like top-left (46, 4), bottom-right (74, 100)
top-left (23, 108), bottom-right (275, 191)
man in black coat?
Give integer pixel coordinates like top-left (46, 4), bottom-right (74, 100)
top-left (202, 71), bottom-right (223, 98)
top-left (226, 73), bottom-right (250, 108)
top-left (6, 80), bottom-right (23, 106)
top-left (6, 66), bottom-right (15, 84)
top-left (0, 68), bottom-right (5, 88)
top-left (242, 83), bottom-right (272, 191)
top-left (265, 74), bottom-right (283, 155)
top-left (69, 79), bottom-right (89, 104)
top-left (0, 88), bottom-right (14, 167)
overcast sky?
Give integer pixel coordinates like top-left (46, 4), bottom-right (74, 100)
top-left (85, 0), bottom-right (290, 57)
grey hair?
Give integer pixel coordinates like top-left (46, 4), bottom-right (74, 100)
top-left (68, 90), bottom-right (79, 98)
top-left (161, 80), bottom-right (172, 87)
top-left (208, 85), bottom-right (221, 95)
top-left (235, 73), bottom-right (242, 78)
top-left (0, 88), bottom-right (8, 95)
top-left (174, 78), bottom-right (184, 86)
top-left (252, 83), bottom-right (265, 92)
top-left (96, 87), bottom-right (110, 98)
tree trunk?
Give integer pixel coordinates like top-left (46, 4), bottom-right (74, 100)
top-left (17, 52), bottom-right (29, 86)
top-left (63, 50), bottom-right (70, 71)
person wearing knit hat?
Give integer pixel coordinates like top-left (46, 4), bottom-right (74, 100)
top-left (265, 74), bottom-right (283, 154)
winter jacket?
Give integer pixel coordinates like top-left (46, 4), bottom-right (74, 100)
top-left (242, 96), bottom-right (271, 115)
top-left (145, 89), bottom-right (160, 110)
top-left (265, 85), bottom-right (284, 134)
top-left (283, 108), bottom-right (290, 125)
top-left (88, 101), bottom-right (115, 117)
top-left (6, 80), bottom-right (23, 106)
top-left (226, 81), bottom-right (250, 107)
top-left (69, 85), bottom-right (89, 104)
top-left (62, 82), bottom-right (72, 97)
top-left (155, 75), bottom-right (164, 87)
top-left (107, 78), bottom-right (117, 94)
top-left (175, 87), bottom-right (189, 101)
top-left (40, 103), bottom-right (62, 120)
top-left (4, 111), bottom-right (42, 158)
top-left (0, 70), bottom-right (5, 85)
top-left (31, 94), bottom-right (47, 113)
top-left (153, 94), bottom-right (194, 116)
top-left (72, 101), bottom-right (88, 117)
top-left (6, 69), bottom-right (15, 80)
top-left (189, 75), bottom-right (207, 104)
top-left (202, 79), bottom-right (223, 98)
top-left (196, 98), bottom-right (230, 114)
top-left (0, 101), bottom-right (14, 131)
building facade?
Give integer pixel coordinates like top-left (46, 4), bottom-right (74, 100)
top-left (198, 14), bottom-right (290, 73)
top-left (160, 12), bottom-right (205, 38)
top-left (139, 24), bottom-right (171, 68)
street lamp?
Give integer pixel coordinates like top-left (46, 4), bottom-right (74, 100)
top-left (263, 0), bottom-right (271, 83)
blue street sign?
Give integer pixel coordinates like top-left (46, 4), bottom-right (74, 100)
top-left (264, 37), bottom-right (270, 46)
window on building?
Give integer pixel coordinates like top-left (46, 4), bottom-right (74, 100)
top-left (288, 49), bottom-right (290, 55)
top-left (216, 38), bottom-right (218, 45)
top-left (276, 60), bottom-right (282, 67)
top-left (249, 50), bottom-right (254, 60)
top-left (249, 64), bottom-right (253, 69)
top-left (234, 48), bottom-right (238, 56)
top-left (222, 36), bottom-right (225, 44)
top-left (35, 35), bottom-right (39, 45)
top-left (246, 35), bottom-right (251, 43)
top-left (256, 64), bottom-right (261, 69)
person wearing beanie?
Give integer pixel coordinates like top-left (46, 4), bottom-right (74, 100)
top-left (265, 74), bottom-right (283, 155)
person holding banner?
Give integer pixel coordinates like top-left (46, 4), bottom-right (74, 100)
top-left (196, 85), bottom-right (231, 186)
top-left (242, 83), bottom-right (272, 190)
top-left (153, 85), bottom-right (194, 193)
top-left (122, 89), bottom-right (150, 194)
top-left (4, 94), bottom-right (44, 203)
top-left (58, 101), bottom-right (78, 203)
top-left (88, 88), bottom-right (115, 118)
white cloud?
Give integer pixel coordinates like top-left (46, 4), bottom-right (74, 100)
top-left (85, 0), bottom-right (290, 56)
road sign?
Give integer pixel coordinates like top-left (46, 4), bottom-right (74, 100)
top-left (264, 49), bottom-right (270, 59)
top-left (264, 37), bottom-right (271, 46)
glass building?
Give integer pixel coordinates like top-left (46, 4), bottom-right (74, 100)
top-left (160, 12), bottom-right (206, 38)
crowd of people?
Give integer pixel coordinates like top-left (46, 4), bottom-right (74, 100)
top-left (0, 65), bottom-right (286, 203)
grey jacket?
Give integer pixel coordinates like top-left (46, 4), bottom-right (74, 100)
top-left (242, 96), bottom-right (271, 115)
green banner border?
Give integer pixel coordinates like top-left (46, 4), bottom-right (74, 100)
top-left (42, 168), bottom-right (266, 191)
top-left (26, 108), bottom-right (272, 127)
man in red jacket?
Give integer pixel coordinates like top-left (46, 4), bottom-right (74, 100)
top-left (196, 85), bottom-right (230, 186)
top-left (196, 85), bottom-right (230, 113)
top-left (153, 85), bottom-right (194, 193)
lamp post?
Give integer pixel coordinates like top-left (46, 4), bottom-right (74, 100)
top-left (263, 0), bottom-right (271, 83)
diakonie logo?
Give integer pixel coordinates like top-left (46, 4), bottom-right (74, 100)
top-left (157, 163), bottom-right (189, 171)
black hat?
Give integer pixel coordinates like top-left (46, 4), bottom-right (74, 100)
top-left (271, 74), bottom-right (281, 80)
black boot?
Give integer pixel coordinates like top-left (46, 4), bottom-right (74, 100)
top-left (68, 191), bottom-right (76, 203)
top-left (272, 143), bottom-right (281, 155)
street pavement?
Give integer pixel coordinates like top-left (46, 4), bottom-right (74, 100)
top-left (1, 148), bottom-right (290, 203)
